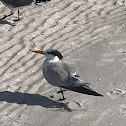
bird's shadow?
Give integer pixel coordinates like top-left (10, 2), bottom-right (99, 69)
top-left (0, 91), bottom-right (71, 112)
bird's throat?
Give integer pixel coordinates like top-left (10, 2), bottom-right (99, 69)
top-left (48, 56), bottom-right (60, 63)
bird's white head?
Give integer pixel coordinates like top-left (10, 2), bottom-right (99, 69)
top-left (32, 48), bottom-right (63, 62)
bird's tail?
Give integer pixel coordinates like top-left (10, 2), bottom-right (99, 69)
top-left (61, 85), bottom-right (103, 97)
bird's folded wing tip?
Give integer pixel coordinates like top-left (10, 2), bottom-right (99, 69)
top-left (99, 94), bottom-right (104, 97)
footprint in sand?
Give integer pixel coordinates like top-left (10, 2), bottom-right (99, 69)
top-left (70, 113), bottom-right (84, 122)
top-left (65, 101), bottom-right (83, 110)
top-left (107, 88), bottom-right (125, 99)
top-left (52, 101), bottom-right (84, 112)
top-left (69, 100), bottom-right (97, 122)
top-left (119, 104), bottom-right (126, 115)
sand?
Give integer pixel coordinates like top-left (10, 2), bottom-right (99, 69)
top-left (0, 0), bottom-right (126, 126)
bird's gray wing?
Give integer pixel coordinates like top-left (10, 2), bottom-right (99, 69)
top-left (60, 62), bottom-right (103, 96)
top-left (16, 0), bottom-right (36, 7)
top-left (61, 62), bottom-right (78, 76)
top-left (1, 0), bottom-right (36, 7)
top-left (42, 62), bottom-right (69, 87)
top-left (61, 62), bottom-right (89, 87)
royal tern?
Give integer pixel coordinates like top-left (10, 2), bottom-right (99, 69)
top-left (0, 0), bottom-right (50, 21)
top-left (32, 49), bottom-right (103, 100)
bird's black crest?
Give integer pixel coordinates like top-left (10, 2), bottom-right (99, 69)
top-left (51, 50), bottom-right (63, 60)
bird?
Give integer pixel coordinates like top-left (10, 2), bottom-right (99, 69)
top-left (32, 49), bottom-right (103, 100)
top-left (0, 0), bottom-right (51, 21)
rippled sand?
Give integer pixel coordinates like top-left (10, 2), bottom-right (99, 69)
top-left (0, 0), bottom-right (126, 126)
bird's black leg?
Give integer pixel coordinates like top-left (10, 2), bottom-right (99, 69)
top-left (57, 88), bottom-right (66, 101)
top-left (17, 10), bottom-right (20, 20)
top-left (0, 11), bottom-right (13, 20)
top-left (13, 10), bottom-right (20, 21)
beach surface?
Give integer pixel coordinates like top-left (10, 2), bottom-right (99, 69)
top-left (0, 0), bottom-right (126, 126)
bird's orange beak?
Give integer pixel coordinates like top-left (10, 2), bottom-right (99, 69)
top-left (32, 50), bottom-right (45, 55)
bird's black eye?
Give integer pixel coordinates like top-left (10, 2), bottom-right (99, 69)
top-left (47, 51), bottom-right (51, 54)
